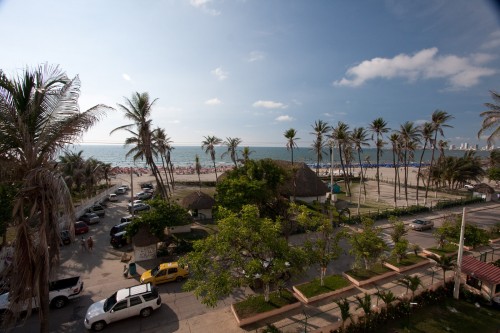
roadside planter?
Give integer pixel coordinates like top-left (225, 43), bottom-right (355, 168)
top-left (293, 275), bottom-right (355, 304)
top-left (343, 264), bottom-right (397, 287)
top-left (423, 244), bottom-right (459, 259)
top-left (231, 289), bottom-right (301, 327)
top-left (383, 255), bottom-right (431, 273)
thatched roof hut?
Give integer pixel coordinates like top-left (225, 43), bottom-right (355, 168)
top-left (132, 225), bottom-right (159, 247)
top-left (181, 191), bottom-right (216, 210)
top-left (274, 160), bottom-right (329, 198)
top-left (473, 183), bottom-right (495, 194)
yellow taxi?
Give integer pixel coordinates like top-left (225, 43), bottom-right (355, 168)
top-left (140, 262), bottom-right (189, 285)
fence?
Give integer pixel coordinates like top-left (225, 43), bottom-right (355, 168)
top-left (73, 183), bottom-right (122, 218)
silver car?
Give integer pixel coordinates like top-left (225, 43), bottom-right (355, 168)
top-left (410, 219), bottom-right (434, 231)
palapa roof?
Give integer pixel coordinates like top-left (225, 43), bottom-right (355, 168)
top-left (181, 191), bottom-right (215, 210)
top-left (274, 160), bottom-right (329, 197)
top-left (462, 256), bottom-right (500, 285)
top-left (132, 225), bottom-right (159, 247)
top-left (473, 183), bottom-right (495, 194)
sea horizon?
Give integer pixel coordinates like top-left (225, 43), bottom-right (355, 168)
top-left (64, 144), bottom-right (492, 169)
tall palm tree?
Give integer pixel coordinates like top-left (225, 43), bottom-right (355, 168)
top-left (202, 135), bottom-right (222, 182)
top-left (58, 150), bottom-right (85, 194)
top-left (221, 137), bottom-right (242, 168)
top-left (478, 90), bottom-right (500, 146)
top-left (389, 133), bottom-right (401, 207)
top-left (352, 127), bottom-right (369, 213)
top-left (0, 64), bottom-right (110, 332)
top-left (152, 127), bottom-right (174, 195)
top-left (416, 122), bottom-right (433, 205)
top-left (369, 118), bottom-right (390, 202)
top-left (331, 122), bottom-right (352, 196)
top-left (284, 128), bottom-right (299, 165)
top-left (310, 120), bottom-right (330, 175)
top-left (428, 254), bottom-right (455, 287)
top-left (424, 110), bottom-right (454, 205)
top-left (111, 92), bottom-right (168, 199)
top-left (195, 154), bottom-right (202, 191)
top-left (397, 122), bottom-right (421, 206)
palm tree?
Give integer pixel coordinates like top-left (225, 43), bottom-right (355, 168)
top-left (398, 274), bottom-right (422, 300)
top-left (239, 146), bottom-right (255, 164)
top-left (111, 92), bottom-right (168, 199)
top-left (221, 137), bottom-right (242, 168)
top-left (284, 128), bottom-right (299, 165)
top-left (389, 133), bottom-right (401, 207)
top-left (58, 150), bottom-right (85, 195)
top-left (428, 254), bottom-right (455, 287)
top-left (375, 289), bottom-right (398, 308)
top-left (369, 118), bottom-right (390, 202)
top-left (478, 90), bottom-right (500, 146)
top-left (152, 127), bottom-right (175, 195)
top-left (0, 64), bottom-right (110, 332)
top-left (195, 154), bottom-right (202, 191)
top-left (397, 122), bottom-right (421, 206)
top-left (355, 293), bottom-right (372, 329)
top-left (352, 127), bottom-right (370, 213)
top-left (416, 122), bottom-right (433, 205)
top-left (331, 122), bottom-right (352, 196)
top-left (335, 298), bottom-right (351, 331)
top-left (202, 135), bottom-right (222, 182)
top-left (310, 120), bottom-right (330, 175)
top-left (424, 110), bottom-right (454, 205)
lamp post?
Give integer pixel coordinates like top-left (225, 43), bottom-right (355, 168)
top-left (454, 207), bottom-right (467, 299)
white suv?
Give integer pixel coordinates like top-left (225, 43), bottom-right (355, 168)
top-left (84, 283), bottom-right (161, 331)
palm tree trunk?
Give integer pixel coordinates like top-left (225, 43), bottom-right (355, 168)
top-left (424, 135), bottom-right (438, 205)
top-left (212, 156), bottom-right (219, 182)
top-left (357, 151), bottom-right (364, 215)
top-left (404, 150), bottom-right (409, 207)
top-left (339, 145), bottom-right (350, 197)
top-left (415, 143), bottom-right (427, 206)
top-left (376, 144), bottom-right (381, 202)
top-left (393, 150), bottom-right (397, 208)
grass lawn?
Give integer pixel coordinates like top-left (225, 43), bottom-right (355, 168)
top-left (427, 243), bottom-right (458, 256)
top-left (386, 254), bottom-right (427, 267)
top-left (295, 275), bottom-right (351, 298)
top-left (383, 298), bottom-right (500, 333)
top-left (232, 289), bottom-right (298, 320)
top-left (345, 263), bottom-right (392, 281)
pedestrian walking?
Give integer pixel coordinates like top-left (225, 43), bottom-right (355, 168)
top-left (87, 236), bottom-right (94, 252)
top-left (80, 237), bottom-right (87, 252)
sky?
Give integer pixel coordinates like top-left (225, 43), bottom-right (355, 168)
top-left (1, 0), bottom-right (499, 148)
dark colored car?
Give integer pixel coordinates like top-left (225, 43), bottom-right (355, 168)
top-left (75, 221), bottom-right (90, 235)
top-left (110, 231), bottom-right (128, 248)
top-left (110, 222), bottom-right (131, 237)
top-left (60, 230), bottom-right (71, 245)
top-left (140, 183), bottom-right (153, 190)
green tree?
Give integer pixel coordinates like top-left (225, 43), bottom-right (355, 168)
top-left (310, 120), bottom-right (330, 175)
top-left (389, 133), bottom-right (402, 208)
top-left (221, 137), bottom-right (242, 168)
top-left (331, 121), bottom-right (352, 196)
top-left (428, 254), bottom-right (455, 287)
top-left (369, 118), bottom-right (390, 202)
top-left (201, 135), bottom-right (222, 182)
top-left (335, 298), bottom-right (351, 331)
top-left (352, 127), bottom-right (370, 211)
top-left (375, 289), bottom-right (398, 308)
top-left (488, 167), bottom-right (500, 182)
top-left (349, 218), bottom-right (387, 270)
top-left (416, 122), bottom-right (433, 205)
top-left (355, 293), bottom-right (372, 330)
top-left (195, 154), bottom-right (202, 191)
top-left (284, 128), bottom-right (299, 165)
top-left (239, 146), bottom-right (255, 164)
top-left (152, 127), bottom-right (175, 195)
top-left (478, 90), bottom-right (500, 146)
top-left (397, 121), bottom-right (421, 206)
top-left (398, 274), bottom-right (422, 300)
top-left (111, 92), bottom-right (167, 199)
top-left (182, 205), bottom-right (307, 306)
top-left (0, 64), bottom-right (111, 332)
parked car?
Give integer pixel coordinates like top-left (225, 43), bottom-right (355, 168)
top-left (110, 231), bottom-right (128, 248)
top-left (84, 283), bottom-right (161, 331)
top-left (140, 183), bottom-right (153, 190)
top-left (87, 204), bottom-right (105, 217)
top-left (127, 200), bottom-right (143, 208)
top-left (108, 193), bottom-right (118, 202)
top-left (120, 215), bottom-right (134, 223)
top-left (109, 222), bottom-right (131, 237)
top-left (60, 230), bottom-right (71, 245)
top-left (75, 221), bottom-right (90, 234)
top-left (410, 219), bottom-right (434, 231)
top-left (140, 262), bottom-right (189, 285)
top-left (464, 184), bottom-right (474, 190)
top-left (115, 187), bottom-right (126, 195)
top-left (80, 212), bottom-right (100, 225)
top-left (134, 192), bottom-right (152, 200)
top-left (128, 203), bottom-right (150, 214)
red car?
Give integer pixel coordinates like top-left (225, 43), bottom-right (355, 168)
top-left (75, 221), bottom-right (89, 235)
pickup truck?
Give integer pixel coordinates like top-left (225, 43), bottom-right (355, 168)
top-left (0, 276), bottom-right (84, 313)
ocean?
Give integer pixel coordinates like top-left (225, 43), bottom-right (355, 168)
top-left (65, 144), bottom-right (491, 169)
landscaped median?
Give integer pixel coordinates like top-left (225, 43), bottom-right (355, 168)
top-left (230, 289), bottom-right (301, 327)
top-left (343, 263), bottom-right (398, 287)
top-left (293, 274), bottom-right (356, 304)
top-left (422, 243), bottom-right (458, 259)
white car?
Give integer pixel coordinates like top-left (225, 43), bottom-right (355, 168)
top-left (84, 283), bottom-right (161, 331)
top-left (108, 194), bottom-right (118, 202)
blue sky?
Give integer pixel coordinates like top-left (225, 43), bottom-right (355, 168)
top-left (1, 0), bottom-right (499, 148)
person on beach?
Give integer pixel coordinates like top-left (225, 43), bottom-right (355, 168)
top-left (80, 237), bottom-right (87, 252)
top-left (87, 236), bottom-right (94, 252)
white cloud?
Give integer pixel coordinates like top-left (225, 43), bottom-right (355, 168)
top-left (333, 47), bottom-right (496, 89)
top-left (189, 0), bottom-right (220, 16)
top-left (252, 100), bottom-right (287, 109)
top-left (276, 115), bottom-right (294, 122)
top-left (211, 67), bottom-right (228, 80)
top-left (205, 98), bottom-right (221, 105)
top-left (481, 30), bottom-right (500, 49)
top-left (169, 120), bottom-right (181, 124)
top-left (247, 51), bottom-right (265, 62)
top-left (122, 73), bottom-right (131, 81)
top-left (323, 112), bottom-right (346, 117)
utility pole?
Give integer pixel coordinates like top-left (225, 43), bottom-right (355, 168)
top-left (453, 207), bottom-right (466, 299)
